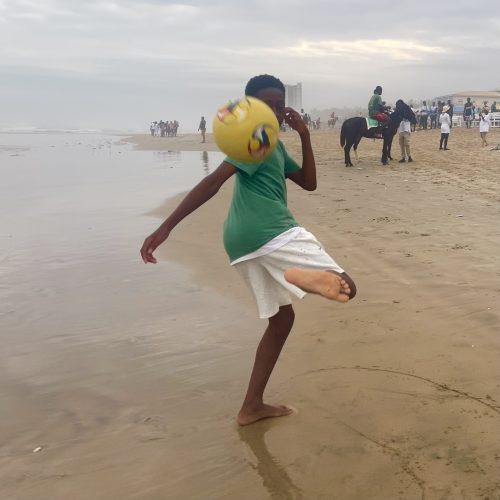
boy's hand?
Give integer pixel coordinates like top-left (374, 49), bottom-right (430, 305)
top-left (140, 227), bottom-right (170, 264)
top-left (284, 108), bottom-right (308, 135)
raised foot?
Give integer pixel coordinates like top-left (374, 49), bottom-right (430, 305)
top-left (237, 404), bottom-right (295, 426)
top-left (284, 268), bottom-right (350, 303)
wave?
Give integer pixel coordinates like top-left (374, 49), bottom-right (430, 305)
top-left (0, 127), bottom-right (142, 134)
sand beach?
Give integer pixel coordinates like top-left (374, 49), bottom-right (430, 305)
top-left (1, 127), bottom-right (499, 499)
top-left (132, 127), bottom-right (500, 498)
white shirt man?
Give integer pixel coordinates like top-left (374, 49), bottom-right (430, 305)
top-left (398, 118), bottom-right (412, 163)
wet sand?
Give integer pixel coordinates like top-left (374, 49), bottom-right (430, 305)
top-left (2, 128), bottom-right (499, 499)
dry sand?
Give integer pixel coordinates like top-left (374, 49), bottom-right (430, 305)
top-left (126, 127), bottom-right (500, 499)
top-left (3, 127), bottom-right (499, 500)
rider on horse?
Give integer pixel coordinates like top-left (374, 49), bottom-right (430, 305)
top-left (368, 86), bottom-right (390, 125)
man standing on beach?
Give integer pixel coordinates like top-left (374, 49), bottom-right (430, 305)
top-left (198, 116), bottom-right (207, 143)
top-left (420, 101), bottom-right (429, 130)
top-left (429, 102), bottom-right (438, 129)
top-left (398, 116), bottom-right (413, 163)
top-left (446, 100), bottom-right (454, 128)
top-left (463, 98), bottom-right (474, 128)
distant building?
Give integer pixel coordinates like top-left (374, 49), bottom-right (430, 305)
top-left (285, 83), bottom-right (302, 110)
top-left (433, 90), bottom-right (500, 113)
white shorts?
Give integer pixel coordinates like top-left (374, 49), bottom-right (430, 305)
top-left (234, 228), bottom-right (344, 319)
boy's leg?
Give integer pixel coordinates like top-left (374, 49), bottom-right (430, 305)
top-left (284, 268), bottom-right (355, 303)
top-left (237, 305), bottom-right (295, 426)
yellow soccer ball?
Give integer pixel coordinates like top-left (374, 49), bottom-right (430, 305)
top-left (212, 96), bottom-right (279, 163)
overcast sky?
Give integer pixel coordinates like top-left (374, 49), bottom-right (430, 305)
top-left (1, 0), bottom-right (499, 131)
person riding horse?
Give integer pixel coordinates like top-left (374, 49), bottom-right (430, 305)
top-left (341, 98), bottom-right (416, 166)
top-left (368, 86), bottom-right (390, 125)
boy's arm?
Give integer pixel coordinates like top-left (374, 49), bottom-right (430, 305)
top-left (140, 161), bottom-right (237, 263)
top-left (284, 107), bottom-right (317, 191)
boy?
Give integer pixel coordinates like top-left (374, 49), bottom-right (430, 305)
top-left (140, 75), bottom-right (356, 426)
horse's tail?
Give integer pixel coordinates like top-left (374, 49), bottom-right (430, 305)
top-left (340, 122), bottom-right (346, 147)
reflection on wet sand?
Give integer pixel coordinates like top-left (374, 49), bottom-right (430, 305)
top-left (238, 422), bottom-right (303, 500)
top-left (202, 150), bottom-right (210, 175)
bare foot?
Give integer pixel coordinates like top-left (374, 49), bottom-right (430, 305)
top-left (284, 268), bottom-right (350, 303)
top-left (237, 403), bottom-right (295, 426)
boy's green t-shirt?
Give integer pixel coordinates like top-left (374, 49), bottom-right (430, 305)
top-left (223, 141), bottom-right (301, 262)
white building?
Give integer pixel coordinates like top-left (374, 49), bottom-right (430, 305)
top-left (285, 83), bottom-right (302, 110)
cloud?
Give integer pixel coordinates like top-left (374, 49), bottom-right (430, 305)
top-left (284, 39), bottom-right (446, 62)
top-left (0, 0), bottom-right (499, 129)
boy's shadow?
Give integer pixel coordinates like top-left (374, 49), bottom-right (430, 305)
top-left (238, 421), bottom-right (303, 500)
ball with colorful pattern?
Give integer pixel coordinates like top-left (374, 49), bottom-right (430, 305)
top-left (212, 97), bottom-right (279, 163)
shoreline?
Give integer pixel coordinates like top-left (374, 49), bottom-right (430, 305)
top-left (123, 133), bottom-right (221, 152)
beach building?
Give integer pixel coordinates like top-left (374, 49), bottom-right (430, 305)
top-left (285, 83), bottom-right (302, 110)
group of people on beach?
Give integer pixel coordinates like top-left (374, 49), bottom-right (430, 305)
top-left (411, 98), bottom-right (495, 132)
top-left (149, 120), bottom-right (179, 138)
top-left (435, 101), bottom-right (492, 150)
top-left (402, 100), bottom-right (492, 159)
top-left (367, 86), bottom-right (495, 162)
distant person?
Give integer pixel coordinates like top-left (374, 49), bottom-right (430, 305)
top-left (429, 101), bottom-right (438, 129)
top-left (303, 113), bottom-right (311, 130)
top-left (398, 116), bottom-right (413, 163)
top-left (420, 100), bottom-right (429, 129)
top-left (410, 106), bottom-right (417, 132)
top-left (198, 116), bottom-right (207, 143)
top-left (491, 101), bottom-right (498, 112)
top-left (415, 109), bottom-right (421, 130)
top-left (463, 97), bottom-right (474, 128)
top-left (446, 100), bottom-right (454, 128)
top-left (439, 105), bottom-right (451, 150)
top-left (479, 108), bottom-right (491, 147)
top-left (329, 111), bottom-right (338, 128)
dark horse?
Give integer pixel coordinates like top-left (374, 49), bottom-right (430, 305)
top-left (340, 100), bottom-right (416, 166)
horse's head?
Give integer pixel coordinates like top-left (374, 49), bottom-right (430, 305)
top-left (395, 99), bottom-right (417, 125)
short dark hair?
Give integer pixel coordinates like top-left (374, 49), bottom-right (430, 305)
top-left (245, 74), bottom-right (285, 97)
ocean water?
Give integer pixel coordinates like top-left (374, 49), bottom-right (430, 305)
top-left (0, 133), bottom-right (282, 500)
top-left (0, 132), bottom-right (234, 371)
